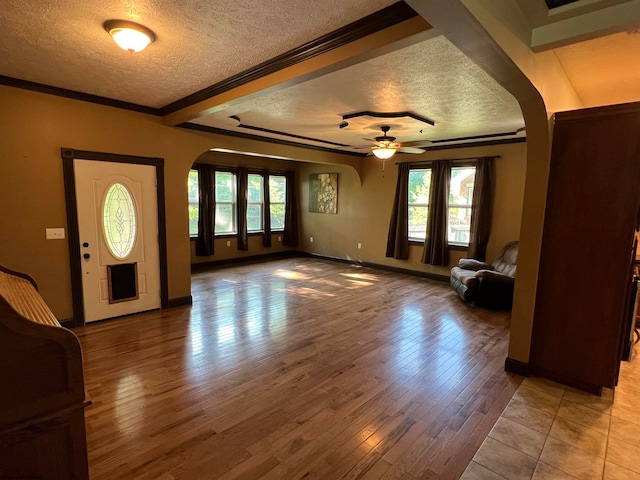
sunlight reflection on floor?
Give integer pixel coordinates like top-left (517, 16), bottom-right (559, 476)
top-left (339, 272), bottom-right (379, 281)
top-left (345, 279), bottom-right (373, 288)
top-left (274, 269), bottom-right (310, 280)
top-left (284, 286), bottom-right (336, 298)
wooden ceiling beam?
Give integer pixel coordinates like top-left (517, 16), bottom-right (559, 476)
top-left (162, 16), bottom-right (433, 126)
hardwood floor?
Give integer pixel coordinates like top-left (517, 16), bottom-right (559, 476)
top-left (75, 258), bottom-right (520, 479)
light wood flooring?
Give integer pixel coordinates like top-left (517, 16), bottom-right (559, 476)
top-left (75, 258), bottom-right (519, 479)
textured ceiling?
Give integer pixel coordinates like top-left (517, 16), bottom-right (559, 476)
top-left (1, 0), bottom-right (638, 154)
top-left (192, 35), bottom-right (525, 151)
top-left (0, 0), bottom-right (396, 107)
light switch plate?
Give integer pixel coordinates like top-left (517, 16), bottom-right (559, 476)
top-left (46, 228), bottom-right (66, 240)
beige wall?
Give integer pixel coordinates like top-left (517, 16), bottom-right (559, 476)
top-left (0, 85), bottom-right (359, 320)
top-left (447, 0), bottom-right (639, 365)
top-left (2, 0), bottom-right (628, 374)
top-left (298, 142), bottom-right (527, 275)
top-left (456, 0), bottom-right (584, 363)
top-left (406, 0), bottom-right (587, 364)
top-left (0, 83), bottom-right (526, 323)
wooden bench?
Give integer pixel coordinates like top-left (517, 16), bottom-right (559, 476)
top-left (0, 265), bottom-right (90, 479)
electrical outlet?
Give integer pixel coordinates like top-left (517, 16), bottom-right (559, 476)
top-left (357, 243), bottom-right (362, 249)
top-left (226, 240), bottom-right (231, 247)
top-left (310, 236), bottom-right (314, 243)
top-left (278, 235), bottom-right (282, 242)
top-left (46, 228), bottom-right (65, 240)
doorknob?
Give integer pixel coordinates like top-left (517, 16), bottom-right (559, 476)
top-left (83, 253), bottom-right (91, 259)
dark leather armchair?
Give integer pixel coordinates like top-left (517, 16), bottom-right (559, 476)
top-left (450, 241), bottom-right (518, 309)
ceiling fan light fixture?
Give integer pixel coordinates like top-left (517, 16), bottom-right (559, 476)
top-left (372, 146), bottom-right (397, 160)
top-left (104, 20), bottom-right (156, 53)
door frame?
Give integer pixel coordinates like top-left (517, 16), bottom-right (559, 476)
top-left (62, 148), bottom-right (169, 327)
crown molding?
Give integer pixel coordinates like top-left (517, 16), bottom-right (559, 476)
top-left (0, 75), bottom-right (161, 115)
top-left (159, 2), bottom-right (417, 115)
top-left (177, 122), bottom-right (367, 157)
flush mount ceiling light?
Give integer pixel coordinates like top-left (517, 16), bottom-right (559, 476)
top-left (104, 20), bottom-right (156, 53)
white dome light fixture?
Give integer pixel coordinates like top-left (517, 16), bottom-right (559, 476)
top-left (371, 146), bottom-right (398, 160)
top-left (371, 126), bottom-right (400, 159)
top-left (104, 20), bottom-right (156, 53)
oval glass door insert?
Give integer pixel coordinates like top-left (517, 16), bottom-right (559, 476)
top-left (102, 182), bottom-right (137, 259)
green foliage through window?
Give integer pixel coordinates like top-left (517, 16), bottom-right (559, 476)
top-left (269, 175), bottom-right (286, 230)
top-left (189, 168), bottom-right (288, 238)
top-left (247, 174), bottom-right (263, 232)
top-left (448, 167), bottom-right (475, 245)
top-left (215, 172), bottom-right (237, 234)
top-left (408, 169), bottom-right (431, 241)
top-left (188, 170), bottom-right (199, 236)
top-left (406, 165), bottom-right (477, 246)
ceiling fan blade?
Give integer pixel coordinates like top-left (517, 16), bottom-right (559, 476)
top-left (398, 146), bottom-right (426, 154)
top-left (400, 140), bottom-right (432, 148)
top-left (348, 127), bottom-right (427, 154)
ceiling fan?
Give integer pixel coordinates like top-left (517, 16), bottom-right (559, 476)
top-left (359, 126), bottom-right (426, 159)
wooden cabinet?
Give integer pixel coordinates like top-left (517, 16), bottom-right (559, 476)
top-left (530, 102), bottom-right (640, 394)
top-left (0, 266), bottom-right (90, 479)
top-left (0, 409), bottom-right (89, 479)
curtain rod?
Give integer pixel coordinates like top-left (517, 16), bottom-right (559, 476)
top-left (396, 155), bottom-right (500, 165)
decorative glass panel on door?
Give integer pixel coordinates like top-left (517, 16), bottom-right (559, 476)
top-left (102, 182), bottom-right (137, 259)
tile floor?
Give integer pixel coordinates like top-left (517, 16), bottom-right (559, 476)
top-left (461, 348), bottom-right (640, 479)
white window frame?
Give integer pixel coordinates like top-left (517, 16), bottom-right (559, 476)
top-left (188, 169), bottom-right (199, 237)
top-left (247, 173), bottom-right (264, 233)
top-left (447, 165), bottom-right (476, 247)
top-left (268, 175), bottom-right (287, 231)
top-left (408, 168), bottom-right (432, 242)
top-left (214, 171), bottom-right (237, 235)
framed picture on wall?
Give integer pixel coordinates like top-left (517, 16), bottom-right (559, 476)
top-left (309, 173), bottom-right (338, 214)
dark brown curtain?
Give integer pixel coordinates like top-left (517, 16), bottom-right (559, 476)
top-left (422, 160), bottom-right (451, 265)
top-left (262, 170), bottom-right (272, 247)
top-left (282, 171), bottom-right (299, 247)
top-left (195, 164), bottom-right (215, 256)
top-left (237, 167), bottom-right (249, 251)
top-left (468, 157), bottom-right (495, 261)
top-left (386, 162), bottom-right (410, 259)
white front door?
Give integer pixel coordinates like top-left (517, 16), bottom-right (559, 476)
top-left (74, 159), bottom-right (161, 322)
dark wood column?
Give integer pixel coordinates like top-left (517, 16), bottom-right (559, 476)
top-left (530, 102), bottom-right (640, 393)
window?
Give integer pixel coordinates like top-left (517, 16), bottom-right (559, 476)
top-left (406, 164), bottom-right (477, 246)
top-left (408, 168), bottom-right (432, 241)
top-left (269, 175), bottom-right (286, 230)
top-left (190, 166), bottom-right (292, 240)
top-left (215, 171), bottom-right (237, 234)
top-left (247, 173), bottom-right (263, 232)
top-left (188, 170), bottom-right (199, 236)
top-left (448, 166), bottom-right (476, 246)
